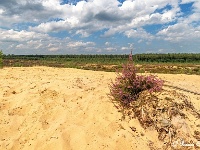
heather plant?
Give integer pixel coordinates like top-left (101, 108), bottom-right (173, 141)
top-left (109, 53), bottom-right (164, 108)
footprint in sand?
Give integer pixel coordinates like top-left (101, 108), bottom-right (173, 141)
top-left (62, 127), bottom-right (87, 150)
top-left (3, 89), bottom-right (17, 97)
top-left (0, 102), bottom-right (11, 111)
top-left (8, 104), bottom-right (31, 116)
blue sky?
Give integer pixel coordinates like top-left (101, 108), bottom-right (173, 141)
top-left (0, 0), bottom-right (200, 54)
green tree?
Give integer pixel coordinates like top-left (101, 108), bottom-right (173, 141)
top-left (0, 50), bottom-right (3, 68)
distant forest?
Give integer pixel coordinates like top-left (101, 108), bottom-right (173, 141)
top-left (2, 53), bottom-right (200, 74)
top-left (3, 53), bottom-right (200, 63)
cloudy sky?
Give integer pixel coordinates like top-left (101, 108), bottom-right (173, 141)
top-left (0, 0), bottom-right (200, 54)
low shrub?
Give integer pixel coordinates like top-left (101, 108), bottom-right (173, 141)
top-left (109, 53), bottom-right (164, 108)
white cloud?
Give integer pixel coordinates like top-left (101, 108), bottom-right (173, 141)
top-left (0, 29), bottom-right (49, 42)
top-left (67, 41), bottom-right (95, 48)
top-left (16, 44), bottom-right (24, 49)
top-left (157, 0), bottom-right (199, 44)
top-left (0, 28), bottom-right (96, 53)
top-left (75, 30), bottom-right (91, 37)
top-left (161, 7), bottom-right (180, 22)
top-left (180, 0), bottom-right (197, 4)
top-left (121, 47), bottom-right (130, 50)
top-left (0, 0), bottom-right (191, 31)
top-left (192, 0), bottom-right (200, 11)
top-left (0, 9), bottom-right (4, 14)
top-left (0, 0), bottom-right (200, 54)
top-left (105, 47), bottom-right (117, 52)
top-left (0, 0), bottom-right (64, 27)
top-left (105, 42), bottom-right (110, 46)
top-left (0, 0), bottom-right (183, 36)
top-left (157, 23), bottom-right (200, 42)
top-left (30, 20), bottom-right (68, 33)
top-left (29, 0), bottom-right (182, 36)
top-left (124, 28), bottom-right (155, 40)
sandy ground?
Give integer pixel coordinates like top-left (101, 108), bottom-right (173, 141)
top-left (0, 67), bottom-right (199, 150)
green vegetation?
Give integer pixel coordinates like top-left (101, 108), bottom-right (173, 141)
top-left (0, 50), bottom-right (3, 68)
top-left (3, 53), bottom-right (200, 74)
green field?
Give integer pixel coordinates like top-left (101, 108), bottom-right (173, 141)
top-left (2, 53), bottom-right (200, 75)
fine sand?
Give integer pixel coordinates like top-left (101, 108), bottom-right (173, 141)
top-left (0, 67), bottom-right (199, 150)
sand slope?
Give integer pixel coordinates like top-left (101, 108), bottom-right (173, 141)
top-left (0, 67), bottom-right (199, 150)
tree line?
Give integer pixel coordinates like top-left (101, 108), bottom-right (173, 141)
top-left (3, 53), bottom-right (200, 63)
top-left (0, 50), bottom-right (3, 68)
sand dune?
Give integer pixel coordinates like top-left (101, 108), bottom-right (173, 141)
top-left (0, 67), bottom-right (199, 150)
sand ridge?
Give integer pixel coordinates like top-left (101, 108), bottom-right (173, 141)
top-left (0, 67), bottom-right (200, 150)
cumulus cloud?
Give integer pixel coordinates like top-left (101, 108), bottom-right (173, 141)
top-left (28, 0), bottom-right (182, 36)
top-left (0, 0), bottom-right (200, 54)
top-left (157, 23), bottom-right (200, 42)
top-left (105, 42), bottom-right (110, 46)
top-left (0, 28), bottom-right (96, 54)
top-left (124, 28), bottom-right (155, 40)
top-left (0, 0), bottom-right (63, 27)
top-left (67, 41), bottom-right (95, 48)
top-left (105, 47), bottom-right (117, 52)
top-left (0, 29), bottom-right (49, 42)
top-left (121, 47), bottom-right (130, 50)
top-left (156, 0), bottom-right (200, 43)
top-left (0, 0), bottom-right (186, 32)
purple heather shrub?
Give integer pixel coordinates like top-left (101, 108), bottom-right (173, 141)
top-left (110, 53), bottom-right (164, 108)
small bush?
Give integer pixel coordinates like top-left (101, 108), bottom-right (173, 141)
top-left (109, 53), bottom-right (164, 108)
